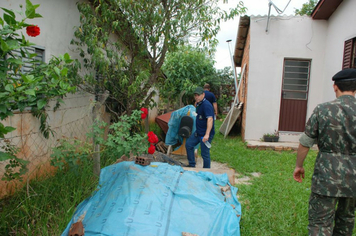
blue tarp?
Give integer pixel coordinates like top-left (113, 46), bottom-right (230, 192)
top-left (62, 162), bottom-right (241, 236)
top-left (165, 105), bottom-right (196, 146)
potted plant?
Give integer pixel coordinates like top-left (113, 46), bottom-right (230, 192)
top-left (263, 130), bottom-right (279, 142)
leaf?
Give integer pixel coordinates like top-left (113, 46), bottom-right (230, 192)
top-left (34, 13), bottom-right (42, 18)
top-left (3, 13), bottom-right (16, 25)
top-left (23, 74), bottom-right (34, 83)
top-left (0, 7), bottom-right (16, 18)
top-left (63, 53), bottom-right (72, 63)
top-left (0, 123), bottom-right (16, 138)
top-left (60, 67), bottom-right (68, 76)
top-left (0, 151), bottom-right (15, 161)
top-left (25, 0), bottom-right (36, 18)
top-left (5, 84), bottom-right (14, 92)
top-left (0, 92), bottom-right (9, 98)
top-left (0, 104), bottom-right (6, 113)
top-left (24, 89), bottom-right (36, 96)
top-left (54, 67), bottom-right (60, 76)
top-left (37, 99), bottom-right (47, 109)
top-left (4, 126), bottom-right (16, 133)
top-left (6, 39), bottom-right (20, 50)
top-left (59, 81), bottom-right (68, 90)
top-left (0, 38), bottom-right (9, 53)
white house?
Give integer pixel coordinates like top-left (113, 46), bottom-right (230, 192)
top-left (233, 0), bottom-right (355, 142)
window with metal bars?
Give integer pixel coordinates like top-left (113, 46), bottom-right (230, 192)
top-left (281, 59), bottom-right (311, 100)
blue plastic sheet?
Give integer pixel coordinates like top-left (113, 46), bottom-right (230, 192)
top-left (62, 162), bottom-right (241, 236)
top-left (165, 105), bottom-right (196, 146)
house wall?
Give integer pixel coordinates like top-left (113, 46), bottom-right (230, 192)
top-left (322, 0), bottom-right (356, 100)
top-left (244, 15), bottom-right (328, 141)
top-left (0, 0), bottom-right (101, 198)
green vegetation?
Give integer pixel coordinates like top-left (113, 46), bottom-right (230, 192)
top-left (1, 119), bottom-right (355, 235)
top-left (295, 0), bottom-right (317, 16)
top-left (211, 120), bottom-right (316, 236)
top-left (72, 0), bottom-right (246, 119)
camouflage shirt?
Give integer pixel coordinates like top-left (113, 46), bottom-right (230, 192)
top-left (303, 95), bottom-right (356, 197)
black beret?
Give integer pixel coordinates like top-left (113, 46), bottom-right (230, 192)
top-left (332, 68), bottom-right (356, 81)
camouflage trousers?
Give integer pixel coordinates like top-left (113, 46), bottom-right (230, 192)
top-left (308, 192), bottom-right (355, 236)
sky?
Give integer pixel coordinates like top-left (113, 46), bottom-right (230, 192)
top-left (214, 0), bottom-right (309, 70)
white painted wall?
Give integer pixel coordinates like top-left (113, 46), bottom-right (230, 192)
top-left (245, 0), bottom-right (356, 142)
top-left (322, 0), bottom-right (356, 101)
top-left (245, 15), bottom-right (328, 141)
top-left (0, 0), bottom-right (97, 196)
top-left (1, 0), bottom-right (86, 61)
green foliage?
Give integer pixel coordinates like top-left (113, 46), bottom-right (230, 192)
top-left (1, 139), bottom-right (28, 182)
top-left (0, 161), bottom-right (98, 236)
top-left (213, 67), bottom-right (235, 112)
top-left (210, 119), bottom-right (319, 235)
top-left (103, 110), bottom-right (147, 159)
top-left (50, 138), bottom-right (92, 172)
top-left (295, 0), bottom-right (317, 16)
top-left (161, 45), bottom-right (217, 107)
top-left (263, 130), bottom-right (279, 138)
top-left (72, 0), bottom-right (246, 118)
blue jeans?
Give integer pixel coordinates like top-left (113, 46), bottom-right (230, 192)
top-left (185, 132), bottom-right (214, 168)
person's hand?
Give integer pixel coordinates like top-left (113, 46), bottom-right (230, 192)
top-left (293, 166), bottom-right (305, 183)
top-left (202, 135), bottom-right (209, 143)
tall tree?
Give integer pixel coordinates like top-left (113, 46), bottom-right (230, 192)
top-left (161, 45), bottom-right (216, 108)
top-left (72, 0), bottom-right (246, 119)
top-left (295, 0), bottom-right (317, 16)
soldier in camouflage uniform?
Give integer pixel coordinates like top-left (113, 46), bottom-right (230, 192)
top-left (293, 68), bottom-right (356, 236)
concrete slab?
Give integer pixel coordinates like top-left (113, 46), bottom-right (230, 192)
top-left (246, 141), bottom-right (318, 151)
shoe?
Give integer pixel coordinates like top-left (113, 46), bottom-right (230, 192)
top-left (186, 165), bottom-right (195, 168)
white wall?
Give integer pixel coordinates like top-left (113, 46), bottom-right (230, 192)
top-left (0, 0), bottom-right (97, 197)
top-left (0, 0), bottom-right (85, 62)
top-left (322, 0), bottom-right (356, 101)
top-left (245, 15), bottom-right (328, 141)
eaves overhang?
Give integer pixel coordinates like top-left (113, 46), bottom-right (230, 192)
top-left (311, 0), bottom-right (343, 20)
top-left (233, 15), bottom-right (250, 67)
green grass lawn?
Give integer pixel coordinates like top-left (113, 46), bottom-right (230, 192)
top-left (0, 119), bottom-right (355, 235)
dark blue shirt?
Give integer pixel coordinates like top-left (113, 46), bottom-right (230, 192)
top-left (204, 90), bottom-right (217, 105)
top-left (195, 98), bottom-right (215, 137)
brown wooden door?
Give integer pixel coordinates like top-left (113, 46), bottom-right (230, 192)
top-left (279, 59), bottom-right (311, 132)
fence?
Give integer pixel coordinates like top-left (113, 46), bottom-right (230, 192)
top-left (0, 91), bottom-right (107, 198)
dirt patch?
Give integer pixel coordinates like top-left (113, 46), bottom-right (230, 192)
top-left (235, 172), bottom-right (262, 185)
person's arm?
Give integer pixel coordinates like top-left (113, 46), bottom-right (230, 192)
top-left (213, 102), bottom-right (218, 116)
top-left (202, 117), bottom-right (213, 142)
top-left (293, 143), bottom-right (310, 183)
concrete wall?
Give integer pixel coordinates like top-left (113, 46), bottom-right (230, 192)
top-left (245, 15), bottom-right (328, 141)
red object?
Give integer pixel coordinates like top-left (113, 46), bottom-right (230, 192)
top-left (155, 111), bottom-right (172, 134)
top-left (26, 25), bottom-right (40, 37)
top-left (140, 107), bottom-right (148, 119)
top-left (147, 132), bottom-right (158, 144)
top-left (141, 107), bottom-right (148, 114)
top-left (148, 144), bottom-right (155, 154)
